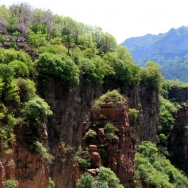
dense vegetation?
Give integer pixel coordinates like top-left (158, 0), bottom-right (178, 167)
top-left (77, 167), bottom-right (123, 188)
top-left (136, 141), bottom-right (188, 188)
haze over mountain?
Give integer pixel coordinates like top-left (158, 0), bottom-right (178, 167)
top-left (122, 26), bottom-right (188, 82)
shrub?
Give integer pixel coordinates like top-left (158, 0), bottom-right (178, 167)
top-left (49, 177), bottom-right (55, 188)
top-left (140, 61), bottom-right (162, 91)
top-left (5, 178), bottom-right (18, 188)
top-left (35, 141), bottom-right (54, 163)
top-left (25, 95), bottom-right (52, 119)
top-left (97, 167), bottom-right (123, 188)
top-left (104, 123), bottom-right (117, 139)
top-left (77, 172), bottom-right (94, 188)
top-left (36, 52), bottom-right (80, 87)
top-left (94, 90), bottom-right (126, 108)
top-left (83, 129), bottom-right (97, 142)
top-left (78, 158), bottom-right (91, 171)
top-left (15, 78), bottom-right (36, 101)
top-left (9, 60), bottom-right (29, 77)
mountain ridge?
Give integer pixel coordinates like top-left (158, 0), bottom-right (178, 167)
top-left (122, 26), bottom-right (188, 82)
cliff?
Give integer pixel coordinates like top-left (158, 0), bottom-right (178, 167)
top-left (0, 125), bottom-right (49, 188)
top-left (170, 102), bottom-right (188, 173)
top-left (38, 79), bottom-right (159, 187)
top-left (73, 91), bottom-right (135, 187)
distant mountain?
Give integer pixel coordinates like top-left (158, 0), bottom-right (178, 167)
top-left (121, 26), bottom-right (188, 82)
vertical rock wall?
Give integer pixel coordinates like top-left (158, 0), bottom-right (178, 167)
top-left (38, 79), bottom-right (159, 188)
top-left (170, 102), bottom-right (188, 172)
top-left (74, 97), bottom-right (136, 188)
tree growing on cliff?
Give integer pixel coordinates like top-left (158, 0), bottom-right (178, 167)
top-left (77, 167), bottom-right (123, 188)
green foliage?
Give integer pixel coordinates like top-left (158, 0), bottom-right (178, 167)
top-left (128, 108), bottom-right (139, 117)
top-left (0, 64), bottom-right (14, 83)
top-left (15, 78), bottom-right (36, 101)
top-left (135, 141), bottom-right (188, 188)
top-left (35, 141), bottom-right (54, 163)
top-left (25, 95), bottom-right (52, 120)
top-left (78, 158), bottom-right (91, 171)
top-left (97, 167), bottom-right (123, 188)
top-left (0, 48), bottom-right (32, 72)
top-left (28, 30), bottom-right (47, 46)
top-left (49, 177), bottom-right (55, 188)
top-left (78, 56), bottom-right (113, 85)
top-left (77, 167), bottom-right (123, 188)
top-left (37, 44), bottom-right (67, 54)
top-left (104, 46), bottom-right (140, 87)
top-left (83, 129), bottom-right (97, 142)
top-left (36, 52), bottom-right (80, 87)
top-left (157, 96), bottom-right (177, 155)
top-left (0, 103), bottom-right (7, 119)
top-left (104, 123), bottom-right (117, 139)
top-left (77, 172), bottom-right (94, 188)
top-left (161, 80), bottom-right (188, 99)
top-left (9, 60), bottom-right (29, 77)
top-left (5, 178), bottom-right (18, 188)
top-left (1, 78), bottom-right (20, 103)
top-left (94, 90), bottom-right (126, 107)
top-left (140, 61), bottom-right (162, 90)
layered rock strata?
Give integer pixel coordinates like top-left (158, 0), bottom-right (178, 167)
top-left (74, 97), bottom-right (136, 188)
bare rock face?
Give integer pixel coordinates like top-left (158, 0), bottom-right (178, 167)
top-left (170, 102), bottom-right (188, 171)
top-left (75, 97), bottom-right (136, 188)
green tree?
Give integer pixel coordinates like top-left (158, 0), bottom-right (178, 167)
top-left (36, 52), bottom-right (80, 87)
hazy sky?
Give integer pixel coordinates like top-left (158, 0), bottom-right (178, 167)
top-left (1, 0), bottom-right (188, 43)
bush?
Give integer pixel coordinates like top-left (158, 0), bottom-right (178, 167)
top-left (78, 158), bottom-right (91, 171)
top-left (140, 61), bottom-right (162, 91)
top-left (77, 172), bottom-right (94, 188)
top-left (104, 123), bottom-right (117, 139)
top-left (25, 95), bottom-right (52, 119)
top-left (36, 52), bottom-right (80, 87)
top-left (35, 141), bottom-right (54, 163)
top-left (94, 90), bottom-right (126, 108)
top-left (77, 167), bottom-right (123, 188)
top-left (97, 167), bottom-right (124, 188)
top-left (9, 60), bottom-right (29, 77)
top-left (49, 177), bottom-right (55, 188)
top-left (15, 78), bottom-right (36, 101)
top-left (5, 178), bottom-right (18, 188)
top-left (83, 129), bottom-right (97, 142)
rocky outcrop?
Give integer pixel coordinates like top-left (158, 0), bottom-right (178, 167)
top-left (170, 102), bottom-right (188, 172)
top-left (168, 87), bottom-right (188, 102)
top-left (74, 95), bottom-right (136, 188)
top-left (0, 126), bottom-right (49, 188)
top-left (36, 75), bottom-right (159, 188)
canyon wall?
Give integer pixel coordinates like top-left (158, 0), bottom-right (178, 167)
top-left (170, 102), bottom-right (188, 173)
top-left (38, 79), bottom-right (159, 188)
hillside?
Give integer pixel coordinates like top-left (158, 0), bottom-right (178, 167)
top-left (122, 26), bottom-right (188, 82)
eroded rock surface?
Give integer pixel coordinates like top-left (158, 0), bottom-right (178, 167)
top-left (74, 96), bottom-right (136, 188)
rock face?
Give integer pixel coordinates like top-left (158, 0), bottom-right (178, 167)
top-left (170, 102), bottom-right (188, 172)
top-left (37, 77), bottom-right (159, 188)
top-left (168, 87), bottom-right (188, 102)
top-left (0, 126), bottom-right (49, 188)
top-left (75, 97), bottom-right (136, 188)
